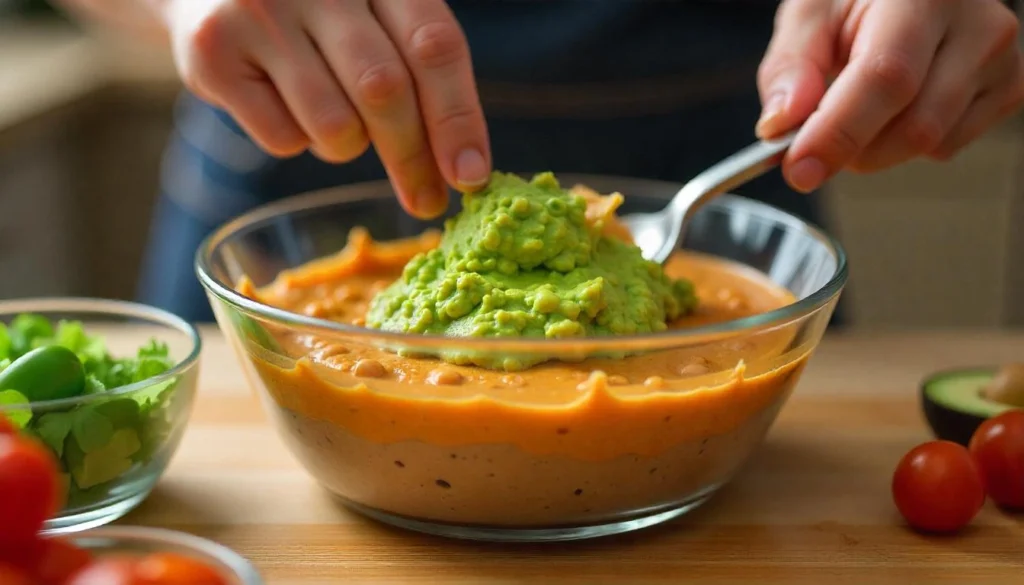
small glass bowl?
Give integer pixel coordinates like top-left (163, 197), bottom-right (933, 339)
top-left (197, 173), bottom-right (847, 542)
top-left (0, 297), bottom-right (201, 534)
top-left (67, 526), bottom-right (263, 585)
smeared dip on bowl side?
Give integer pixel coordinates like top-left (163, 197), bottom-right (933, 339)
top-left (233, 172), bottom-right (811, 526)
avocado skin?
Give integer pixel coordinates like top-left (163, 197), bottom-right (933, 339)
top-left (920, 386), bottom-right (988, 447)
top-left (919, 368), bottom-right (1004, 447)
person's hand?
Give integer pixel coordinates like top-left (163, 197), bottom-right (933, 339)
top-left (756, 0), bottom-right (1024, 193)
top-left (155, 0), bottom-right (491, 218)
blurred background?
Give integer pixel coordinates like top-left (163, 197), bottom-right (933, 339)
top-left (2, 0), bottom-right (1023, 329)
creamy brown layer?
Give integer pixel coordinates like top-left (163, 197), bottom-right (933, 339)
top-left (268, 389), bottom-right (794, 526)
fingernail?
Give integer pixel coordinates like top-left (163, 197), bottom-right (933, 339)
top-left (756, 92), bottom-right (788, 139)
top-left (454, 148), bottom-right (490, 189)
top-left (415, 185), bottom-right (448, 219)
top-left (787, 157), bottom-right (827, 193)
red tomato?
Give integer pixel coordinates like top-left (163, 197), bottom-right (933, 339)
top-left (969, 410), bottom-right (1024, 510)
top-left (0, 537), bottom-right (46, 571)
top-left (0, 435), bottom-right (61, 545)
top-left (0, 563), bottom-right (37, 585)
top-left (0, 415), bottom-right (16, 437)
top-left (892, 440), bottom-right (987, 533)
top-left (135, 553), bottom-right (228, 585)
top-left (64, 557), bottom-right (141, 585)
top-left (32, 538), bottom-right (93, 585)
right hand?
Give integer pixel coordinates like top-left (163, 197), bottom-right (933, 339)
top-left (156, 0), bottom-right (492, 219)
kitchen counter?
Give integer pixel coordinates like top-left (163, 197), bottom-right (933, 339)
top-left (115, 326), bottom-right (1023, 584)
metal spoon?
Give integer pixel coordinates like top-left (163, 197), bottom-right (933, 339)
top-left (621, 130), bottom-right (798, 264)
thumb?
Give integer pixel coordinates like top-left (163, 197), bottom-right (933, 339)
top-left (755, 0), bottom-right (837, 139)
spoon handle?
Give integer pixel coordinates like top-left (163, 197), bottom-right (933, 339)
top-left (670, 130), bottom-right (798, 217)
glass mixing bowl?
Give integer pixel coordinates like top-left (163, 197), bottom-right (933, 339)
top-left (196, 173), bottom-right (847, 542)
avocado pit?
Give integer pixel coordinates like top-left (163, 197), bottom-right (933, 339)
top-left (980, 363), bottom-right (1024, 407)
top-left (921, 364), bottom-right (1024, 446)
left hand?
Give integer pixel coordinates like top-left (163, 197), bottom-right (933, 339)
top-left (756, 0), bottom-right (1024, 193)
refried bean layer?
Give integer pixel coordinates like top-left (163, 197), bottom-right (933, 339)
top-left (266, 380), bottom-right (798, 526)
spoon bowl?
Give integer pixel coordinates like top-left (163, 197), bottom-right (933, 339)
top-left (621, 130), bottom-right (797, 264)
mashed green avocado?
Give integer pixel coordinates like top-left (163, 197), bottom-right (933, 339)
top-left (365, 172), bottom-right (698, 370)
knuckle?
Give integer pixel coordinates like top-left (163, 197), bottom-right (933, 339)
top-left (290, 74), bottom-right (333, 105)
top-left (866, 52), bottom-right (923, 104)
top-left (407, 21), bottom-right (468, 69)
top-left (310, 105), bottom-right (358, 138)
top-left (902, 113), bottom-right (946, 153)
top-left (819, 123), bottom-right (863, 160)
top-left (180, 17), bottom-right (231, 91)
top-left (189, 12), bottom-right (230, 56)
top-left (430, 103), bottom-right (480, 132)
top-left (392, 144), bottom-right (433, 176)
top-left (988, 4), bottom-right (1021, 55)
top-left (179, 50), bottom-right (218, 98)
top-left (354, 61), bottom-right (411, 108)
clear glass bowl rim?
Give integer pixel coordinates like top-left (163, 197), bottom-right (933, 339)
top-left (0, 297), bottom-right (202, 410)
top-left (67, 525), bottom-right (263, 584)
top-left (195, 174), bottom-right (849, 352)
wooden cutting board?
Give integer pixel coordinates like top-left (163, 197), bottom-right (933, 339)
top-left (121, 326), bottom-right (1024, 584)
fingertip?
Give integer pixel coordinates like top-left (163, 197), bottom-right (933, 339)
top-left (783, 156), bottom-right (828, 194)
top-left (756, 92), bottom-right (789, 139)
top-left (310, 126), bottom-right (371, 164)
top-left (393, 168), bottom-right (451, 220)
top-left (452, 147), bottom-right (491, 191)
top-left (411, 185), bottom-right (450, 219)
top-left (255, 135), bottom-right (310, 159)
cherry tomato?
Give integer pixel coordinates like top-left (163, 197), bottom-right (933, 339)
top-left (0, 414), bottom-right (16, 436)
top-left (32, 538), bottom-right (93, 585)
top-left (969, 410), bottom-right (1024, 510)
top-left (892, 440), bottom-right (986, 533)
top-left (135, 553), bottom-right (229, 585)
top-left (0, 435), bottom-right (61, 545)
top-left (0, 537), bottom-right (45, 570)
top-left (64, 557), bottom-right (141, 585)
top-left (0, 563), bottom-right (37, 585)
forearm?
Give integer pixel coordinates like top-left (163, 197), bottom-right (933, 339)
top-left (53, 0), bottom-right (170, 42)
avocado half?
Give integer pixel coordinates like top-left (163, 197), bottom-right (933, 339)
top-left (920, 367), bottom-right (1015, 446)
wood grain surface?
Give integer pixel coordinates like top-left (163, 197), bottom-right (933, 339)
top-left (119, 326), bottom-right (1024, 585)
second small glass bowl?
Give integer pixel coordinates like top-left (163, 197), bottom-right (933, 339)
top-left (68, 526), bottom-right (263, 585)
top-left (0, 297), bottom-right (201, 534)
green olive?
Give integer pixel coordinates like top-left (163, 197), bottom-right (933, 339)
top-left (0, 345), bottom-right (86, 402)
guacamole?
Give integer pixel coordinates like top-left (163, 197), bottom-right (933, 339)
top-left (365, 172), bottom-right (698, 369)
